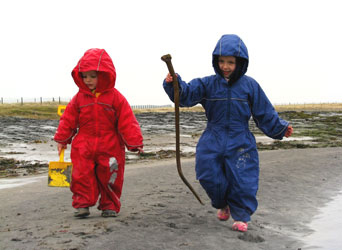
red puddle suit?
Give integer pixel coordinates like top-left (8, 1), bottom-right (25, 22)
top-left (54, 49), bottom-right (143, 213)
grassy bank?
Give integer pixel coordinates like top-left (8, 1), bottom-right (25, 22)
top-left (134, 103), bottom-right (342, 113)
top-left (274, 103), bottom-right (342, 112)
top-left (0, 103), bottom-right (68, 120)
top-left (1, 102), bottom-right (342, 119)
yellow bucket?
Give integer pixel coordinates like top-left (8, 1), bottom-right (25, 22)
top-left (48, 105), bottom-right (72, 187)
top-left (48, 148), bottom-right (72, 187)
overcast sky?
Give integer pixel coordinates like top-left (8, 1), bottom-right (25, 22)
top-left (1, 0), bottom-right (341, 105)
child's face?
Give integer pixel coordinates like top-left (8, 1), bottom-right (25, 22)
top-left (218, 56), bottom-right (236, 79)
top-left (81, 70), bottom-right (98, 91)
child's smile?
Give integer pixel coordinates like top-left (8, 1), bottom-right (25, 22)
top-left (218, 56), bottom-right (236, 79)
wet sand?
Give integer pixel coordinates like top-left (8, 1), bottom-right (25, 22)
top-left (0, 147), bottom-right (342, 249)
top-left (1, 111), bottom-right (342, 177)
top-left (0, 112), bottom-right (342, 249)
top-left (303, 191), bottom-right (342, 249)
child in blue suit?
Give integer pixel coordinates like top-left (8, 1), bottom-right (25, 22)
top-left (163, 34), bottom-right (293, 232)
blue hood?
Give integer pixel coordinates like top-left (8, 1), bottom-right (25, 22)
top-left (212, 34), bottom-right (249, 83)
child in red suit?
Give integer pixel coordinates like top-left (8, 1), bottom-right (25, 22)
top-left (54, 48), bottom-right (143, 218)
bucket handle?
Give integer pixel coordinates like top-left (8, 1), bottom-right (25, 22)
top-left (59, 148), bottom-right (65, 162)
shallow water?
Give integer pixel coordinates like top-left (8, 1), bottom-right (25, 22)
top-left (0, 176), bottom-right (45, 190)
top-left (0, 113), bottom-right (325, 165)
top-left (0, 141), bottom-right (71, 163)
top-left (302, 191), bottom-right (342, 249)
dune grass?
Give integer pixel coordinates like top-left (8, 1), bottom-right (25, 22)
top-left (0, 102), bottom-right (341, 119)
top-left (133, 103), bottom-right (342, 114)
top-left (0, 103), bottom-right (68, 120)
top-left (274, 103), bottom-right (342, 112)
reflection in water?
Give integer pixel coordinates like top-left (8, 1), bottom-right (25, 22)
top-left (0, 176), bottom-right (45, 190)
top-left (303, 191), bottom-right (342, 249)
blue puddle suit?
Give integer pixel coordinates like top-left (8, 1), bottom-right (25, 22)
top-left (163, 34), bottom-right (289, 222)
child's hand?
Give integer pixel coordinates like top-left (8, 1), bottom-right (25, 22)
top-left (284, 125), bottom-right (293, 138)
top-left (57, 143), bottom-right (67, 155)
top-left (165, 73), bottom-right (174, 83)
top-left (136, 147), bottom-right (144, 154)
top-left (130, 147), bottom-right (144, 154)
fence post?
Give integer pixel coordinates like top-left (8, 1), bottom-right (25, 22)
top-left (40, 97), bottom-right (42, 104)
top-left (59, 97), bottom-right (61, 104)
top-left (21, 97), bottom-right (23, 105)
top-left (1, 97), bottom-right (3, 104)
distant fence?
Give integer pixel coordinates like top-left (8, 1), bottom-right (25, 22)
top-left (0, 97), bottom-right (172, 110)
top-left (131, 104), bottom-right (172, 109)
top-left (2, 97), bottom-right (341, 111)
top-left (0, 97), bottom-right (71, 104)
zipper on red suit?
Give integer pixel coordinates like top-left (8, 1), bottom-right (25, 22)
top-left (93, 94), bottom-right (99, 158)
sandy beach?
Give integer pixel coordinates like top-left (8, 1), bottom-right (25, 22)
top-left (0, 146), bottom-right (341, 249)
top-left (1, 112), bottom-right (342, 249)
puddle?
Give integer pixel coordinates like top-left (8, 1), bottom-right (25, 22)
top-left (0, 141), bottom-right (71, 163)
top-left (302, 191), bottom-right (342, 249)
top-left (255, 136), bottom-right (314, 145)
top-left (0, 176), bottom-right (45, 190)
top-left (318, 112), bottom-right (342, 117)
top-left (1, 111), bottom-right (342, 176)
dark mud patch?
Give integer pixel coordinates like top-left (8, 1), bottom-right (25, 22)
top-left (138, 110), bottom-right (342, 151)
top-left (0, 157), bottom-right (48, 177)
top-left (2, 111), bottom-right (341, 149)
top-left (252, 111), bottom-right (342, 150)
top-left (1, 111), bottom-right (341, 176)
top-left (0, 116), bottom-right (57, 144)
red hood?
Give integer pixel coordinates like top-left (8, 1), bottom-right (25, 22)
top-left (72, 48), bottom-right (116, 94)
